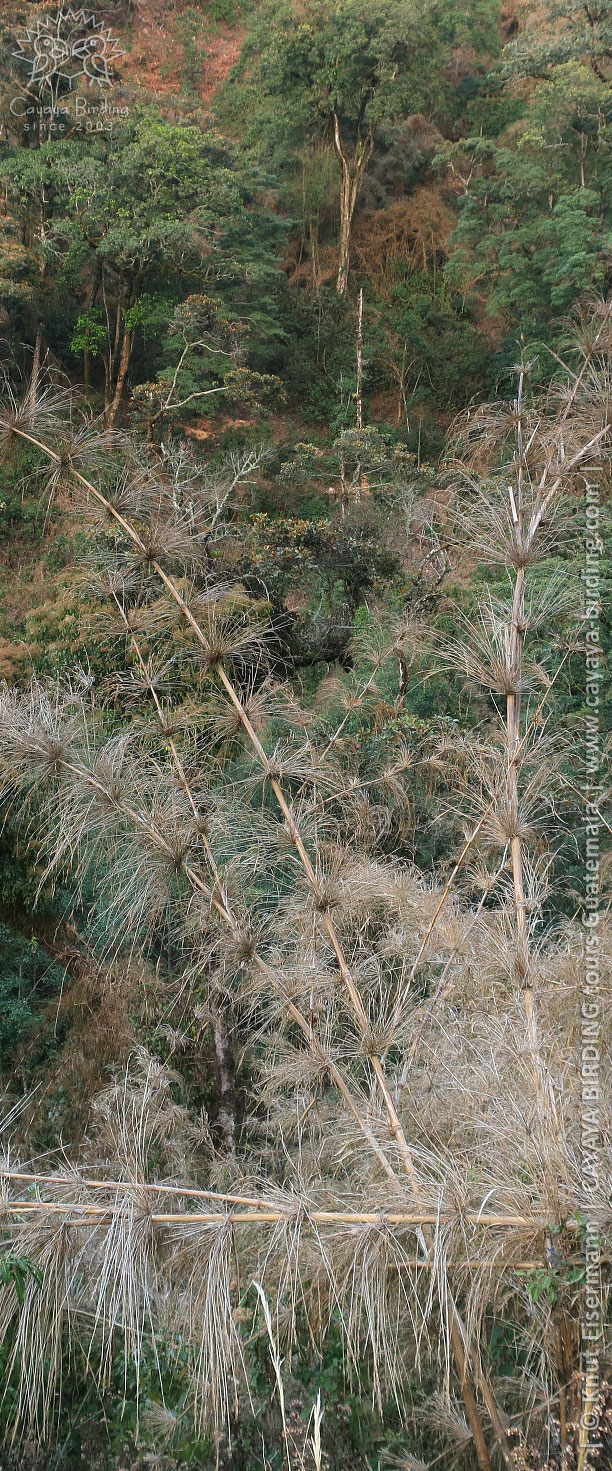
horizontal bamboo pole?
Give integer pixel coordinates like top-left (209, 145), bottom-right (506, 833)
top-left (0, 1171), bottom-right (567, 1229)
top-left (1, 1196), bottom-right (553, 1229)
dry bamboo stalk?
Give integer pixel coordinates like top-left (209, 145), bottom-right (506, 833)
top-left (398, 632), bottom-right (582, 1052)
top-left (397, 320), bottom-right (612, 1039)
top-left (1, 1192), bottom-right (559, 1229)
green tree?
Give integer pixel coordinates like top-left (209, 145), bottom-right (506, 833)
top-left (443, 0), bottom-right (612, 342)
top-left (0, 113), bottom-right (285, 424)
top-left (444, 62), bottom-right (612, 336)
top-left (54, 115), bottom-right (243, 424)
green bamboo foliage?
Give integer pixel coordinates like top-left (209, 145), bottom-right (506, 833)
top-left (0, 302), bottom-right (611, 1467)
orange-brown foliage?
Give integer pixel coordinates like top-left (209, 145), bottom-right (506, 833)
top-left (352, 189), bottom-right (454, 291)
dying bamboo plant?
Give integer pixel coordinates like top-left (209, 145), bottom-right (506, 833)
top-left (0, 302), bottom-right (611, 1467)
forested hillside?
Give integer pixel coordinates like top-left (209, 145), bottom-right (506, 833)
top-left (0, 2), bottom-right (610, 1468)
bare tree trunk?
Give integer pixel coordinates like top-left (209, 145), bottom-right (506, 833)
top-left (333, 114), bottom-right (373, 296)
top-left (106, 329), bottom-right (132, 428)
top-left (356, 286), bottom-right (364, 429)
top-left (112, 299), bottom-right (122, 371)
top-left (103, 300), bottom-right (124, 418)
top-left (103, 352), bottom-right (111, 414)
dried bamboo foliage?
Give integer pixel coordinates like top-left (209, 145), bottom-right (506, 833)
top-left (0, 304), bottom-right (611, 1465)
